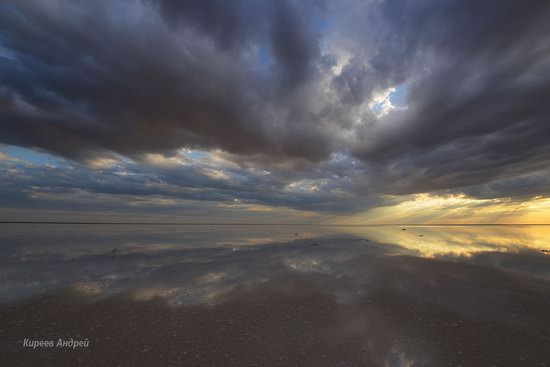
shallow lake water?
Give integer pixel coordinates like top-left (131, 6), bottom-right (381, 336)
top-left (1, 224), bottom-right (549, 366)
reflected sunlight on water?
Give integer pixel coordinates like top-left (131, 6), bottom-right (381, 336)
top-left (337, 225), bottom-right (550, 257)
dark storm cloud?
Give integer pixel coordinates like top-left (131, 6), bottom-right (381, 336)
top-left (459, 170), bottom-right (550, 201)
top-left (351, 0), bottom-right (550, 195)
top-left (157, 0), bottom-right (321, 88)
top-left (0, 0), bottom-right (330, 163)
top-left (1, 0), bottom-right (550, 212)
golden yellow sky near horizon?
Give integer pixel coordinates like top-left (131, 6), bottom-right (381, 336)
top-left (333, 194), bottom-right (550, 225)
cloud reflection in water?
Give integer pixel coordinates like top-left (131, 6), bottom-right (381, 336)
top-left (1, 224), bottom-right (550, 366)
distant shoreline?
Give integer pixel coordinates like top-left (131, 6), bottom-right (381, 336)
top-left (0, 221), bottom-right (549, 226)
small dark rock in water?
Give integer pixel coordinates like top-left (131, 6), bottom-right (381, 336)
top-left (402, 228), bottom-right (407, 231)
top-left (295, 233), bottom-right (299, 236)
top-left (418, 234), bottom-right (424, 237)
top-left (311, 242), bottom-right (320, 247)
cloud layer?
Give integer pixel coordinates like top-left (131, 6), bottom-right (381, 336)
top-left (1, 0), bottom-right (550, 216)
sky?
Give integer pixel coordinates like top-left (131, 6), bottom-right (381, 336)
top-left (1, 0), bottom-right (550, 224)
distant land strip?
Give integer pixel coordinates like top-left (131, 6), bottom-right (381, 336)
top-left (0, 221), bottom-right (549, 226)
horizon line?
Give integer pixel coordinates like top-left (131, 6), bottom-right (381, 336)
top-left (1, 221), bottom-right (550, 226)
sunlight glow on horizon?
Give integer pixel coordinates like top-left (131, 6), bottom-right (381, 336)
top-left (336, 193), bottom-right (550, 225)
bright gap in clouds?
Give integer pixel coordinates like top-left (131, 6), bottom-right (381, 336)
top-left (182, 149), bottom-right (208, 161)
top-left (1, 145), bottom-right (59, 166)
top-left (370, 85), bottom-right (407, 117)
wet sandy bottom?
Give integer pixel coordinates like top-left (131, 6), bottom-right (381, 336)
top-left (2, 255), bottom-right (549, 367)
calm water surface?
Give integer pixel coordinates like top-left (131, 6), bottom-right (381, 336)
top-left (1, 224), bottom-right (549, 366)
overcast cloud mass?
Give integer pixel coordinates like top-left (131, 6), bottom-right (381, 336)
top-left (1, 0), bottom-right (550, 222)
